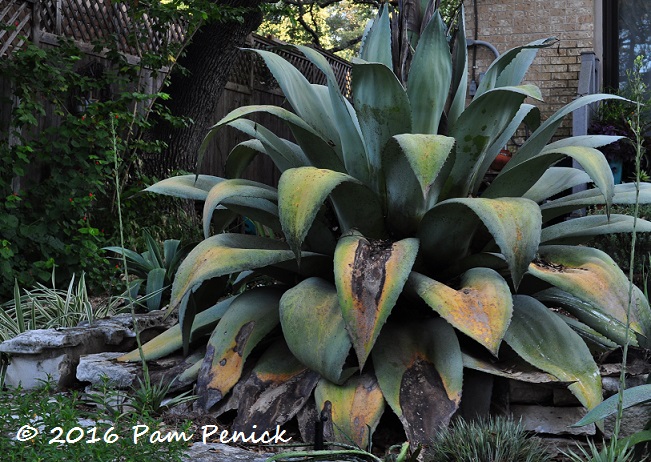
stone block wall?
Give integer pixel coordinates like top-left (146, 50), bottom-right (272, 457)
top-left (466, 0), bottom-right (597, 139)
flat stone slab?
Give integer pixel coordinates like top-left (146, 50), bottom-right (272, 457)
top-left (510, 405), bottom-right (596, 436)
top-left (77, 352), bottom-right (140, 388)
top-left (0, 312), bottom-right (174, 389)
top-left (182, 443), bottom-right (272, 462)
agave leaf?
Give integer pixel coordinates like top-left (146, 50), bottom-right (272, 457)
top-left (523, 167), bottom-right (592, 203)
top-left (529, 245), bottom-right (651, 347)
top-left (541, 214), bottom-right (651, 245)
top-left (314, 374), bottom-right (385, 449)
top-left (196, 287), bottom-right (283, 410)
top-left (383, 134), bottom-right (455, 233)
top-left (445, 85), bottom-right (542, 198)
top-left (474, 37), bottom-right (556, 98)
top-left (352, 61), bottom-right (412, 195)
top-left (145, 268), bottom-right (166, 311)
top-left (171, 234), bottom-right (297, 308)
top-left (334, 233), bottom-right (419, 368)
top-left (211, 196), bottom-right (280, 235)
top-left (200, 105), bottom-right (343, 173)
top-left (203, 179), bottom-right (278, 238)
top-left (472, 103), bottom-right (538, 194)
top-left (279, 278), bottom-right (354, 384)
top-left (560, 315), bottom-right (620, 352)
top-left (102, 246), bottom-right (151, 274)
top-left (505, 94), bottom-right (629, 172)
top-left (359, 3), bottom-right (392, 68)
top-left (535, 287), bottom-right (639, 347)
top-left (144, 230), bottom-right (164, 269)
top-left (293, 45), bottom-right (369, 184)
top-left (407, 269), bottom-right (513, 355)
top-left (225, 118), bottom-right (311, 173)
top-left (573, 384), bottom-right (651, 427)
top-left (278, 166), bottom-right (385, 260)
top-left (162, 239), bottom-right (181, 267)
top-left (541, 182), bottom-right (651, 222)
top-left (447, 4), bottom-right (467, 127)
top-left (420, 197), bottom-right (541, 288)
top-left (117, 296), bottom-right (235, 362)
top-left (170, 234), bottom-right (322, 345)
top-left (247, 49), bottom-right (340, 150)
top-left (145, 174), bottom-right (224, 201)
top-left (231, 340), bottom-right (320, 433)
top-left (505, 295), bottom-right (602, 409)
top-left (407, 11), bottom-right (451, 134)
top-left (462, 353), bottom-right (562, 384)
top-left (544, 135), bottom-right (625, 151)
top-left (484, 146), bottom-right (615, 214)
top-left (224, 139), bottom-right (267, 179)
top-left (373, 319), bottom-right (463, 444)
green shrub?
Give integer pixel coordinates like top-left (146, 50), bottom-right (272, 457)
top-left (587, 203), bottom-right (651, 277)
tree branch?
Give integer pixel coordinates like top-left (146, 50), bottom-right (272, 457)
top-left (328, 34), bottom-right (363, 53)
top-left (295, 4), bottom-right (322, 47)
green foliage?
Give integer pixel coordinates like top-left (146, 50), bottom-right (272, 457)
top-left (0, 272), bottom-right (122, 342)
top-left (563, 439), bottom-right (638, 462)
top-left (426, 417), bottom-right (552, 462)
top-left (259, 1), bottom-right (463, 60)
top-left (587, 204), bottom-right (651, 277)
top-left (129, 3), bottom-right (651, 447)
top-left (0, 0), bottom-right (217, 300)
top-left (104, 230), bottom-right (195, 311)
top-left (0, 381), bottom-right (191, 462)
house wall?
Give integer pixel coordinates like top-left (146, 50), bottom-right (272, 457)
top-left (466, 0), bottom-right (599, 139)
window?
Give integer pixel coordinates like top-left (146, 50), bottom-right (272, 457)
top-left (603, 0), bottom-right (651, 90)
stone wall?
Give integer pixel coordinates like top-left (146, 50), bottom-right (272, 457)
top-left (466, 0), bottom-right (598, 139)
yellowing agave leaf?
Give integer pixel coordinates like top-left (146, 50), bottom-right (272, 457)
top-left (420, 197), bottom-right (541, 288)
top-left (528, 245), bottom-right (651, 347)
top-left (203, 179), bottom-right (278, 238)
top-left (504, 295), bottom-right (602, 410)
top-left (279, 278), bottom-right (354, 384)
top-left (278, 167), bottom-right (384, 260)
top-left (334, 233), bottom-right (418, 368)
top-left (170, 234), bottom-right (309, 311)
top-left (196, 287), bottom-right (283, 411)
top-left (117, 296), bottom-right (234, 362)
top-left (373, 319), bottom-right (463, 444)
top-left (314, 374), bottom-right (385, 449)
top-left (407, 269), bottom-right (513, 355)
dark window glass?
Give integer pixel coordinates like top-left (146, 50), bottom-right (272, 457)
top-left (617, 0), bottom-right (651, 89)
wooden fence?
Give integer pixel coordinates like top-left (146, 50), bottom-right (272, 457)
top-left (1, 0), bottom-right (352, 186)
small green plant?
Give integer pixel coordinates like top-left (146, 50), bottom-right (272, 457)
top-left (563, 439), bottom-right (637, 462)
top-left (104, 230), bottom-right (194, 311)
top-left (130, 375), bottom-right (197, 417)
top-left (426, 416), bottom-right (552, 462)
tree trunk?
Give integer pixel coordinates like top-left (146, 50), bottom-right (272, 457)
top-left (142, 1), bottom-right (263, 178)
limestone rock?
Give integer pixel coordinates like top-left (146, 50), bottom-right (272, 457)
top-left (510, 405), bottom-right (596, 436)
top-left (181, 443), bottom-right (272, 462)
top-left (76, 352), bottom-right (140, 388)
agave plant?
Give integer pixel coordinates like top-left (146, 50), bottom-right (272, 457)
top-left (118, 4), bottom-right (651, 447)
